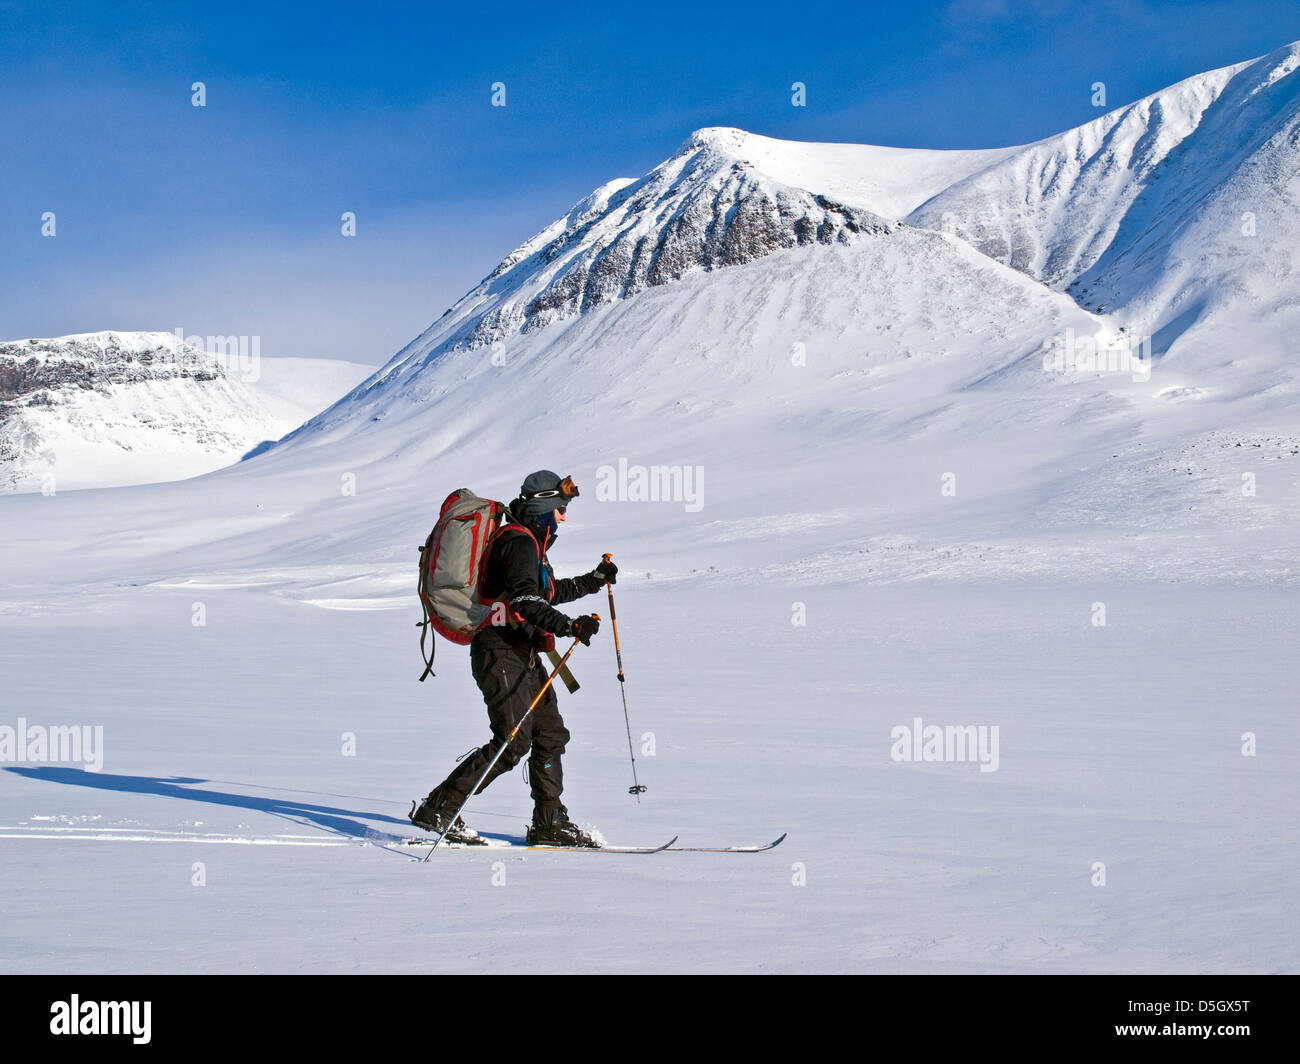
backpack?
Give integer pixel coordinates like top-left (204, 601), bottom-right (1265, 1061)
top-left (416, 489), bottom-right (509, 680)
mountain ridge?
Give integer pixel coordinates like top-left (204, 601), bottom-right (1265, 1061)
top-left (310, 38), bottom-right (1300, 448)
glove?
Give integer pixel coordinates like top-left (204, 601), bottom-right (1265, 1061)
top-left (570, 614), bottom-right (601, 646)
top-left (594, 557), bottom-right (618, 585)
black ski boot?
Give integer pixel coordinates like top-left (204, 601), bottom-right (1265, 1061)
top-left (408, 795), bottom-right (486, 845)
top-left (526, 805), bottom-right (601, 848)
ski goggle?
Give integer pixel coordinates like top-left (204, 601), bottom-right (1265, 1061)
top-left (525, 476), bottom-right (580, 501)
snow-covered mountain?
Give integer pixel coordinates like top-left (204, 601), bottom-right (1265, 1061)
top-left (0, 332), bottom-right (374, 493)
top-left (389, 127), bottom-right (896, 360)
top-left (0, 41), bottom-right (1294, 583)
top-left (290, 127), bottom-right (1058, 443)
top-left (317, 126), bottom-right (1025, 419)
top-left (19, 40), bottom-right (1296, 511)
top-left (4, 41), bottom-right (1295, 593)
top-left (910, 39), bottom-right (1300, 382)
top-left (297, 42), bottom-right (1297, 448)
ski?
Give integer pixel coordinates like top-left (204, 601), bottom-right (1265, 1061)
top-left (400, 836), bottom-right (506, 849)
top-left (400, 835), bottom-right (678, 854)
top-left (664, 833), bottom-right (787, 853)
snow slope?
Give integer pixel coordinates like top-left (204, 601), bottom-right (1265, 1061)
top-left (908, 59), bottom-right (1251, 288)
top-left (909, 40), bottom-right (1300, 388)
top-left (244, 356), bottom-right (377, 431)
top-left (689, 126), bottom-right (1019, 221)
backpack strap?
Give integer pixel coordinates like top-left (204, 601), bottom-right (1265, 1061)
top-left (488, 524), bottom-right (580, 694)
top-left (417, 611), bottom-right (436, 681)
top-left (417, 537), bottom-right (437, 681)
top-left (546, 649), bottom-right (581, 695)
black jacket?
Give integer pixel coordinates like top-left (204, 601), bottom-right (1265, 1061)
top-left (475, 510), bottom-right (604, 650)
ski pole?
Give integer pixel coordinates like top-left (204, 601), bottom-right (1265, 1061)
top-left (603, 553), bottom-right (646, 801)
top-left (423, 631), bottom-right (590, 859)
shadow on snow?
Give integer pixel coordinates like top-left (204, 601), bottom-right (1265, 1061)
top-left (4, 766), bottom-right (410, 841)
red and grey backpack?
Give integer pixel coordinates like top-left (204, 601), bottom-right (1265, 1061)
top-left (416, 489), bottom-right (543, 680)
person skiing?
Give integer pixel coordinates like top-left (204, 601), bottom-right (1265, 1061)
top-left (409, 470), bottom-right (618, 847)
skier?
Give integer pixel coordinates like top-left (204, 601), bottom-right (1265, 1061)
top-left (410, 470), bottom-right (617, 847)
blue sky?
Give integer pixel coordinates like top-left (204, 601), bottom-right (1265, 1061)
top-left (2, 0), bottom-right (1298, 363)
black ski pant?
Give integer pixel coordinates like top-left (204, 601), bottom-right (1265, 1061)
top-left (431, 639), bottom-right (570, 812)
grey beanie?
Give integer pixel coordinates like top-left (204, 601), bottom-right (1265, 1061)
top-left (518, 470), bottom-right (578, 515)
